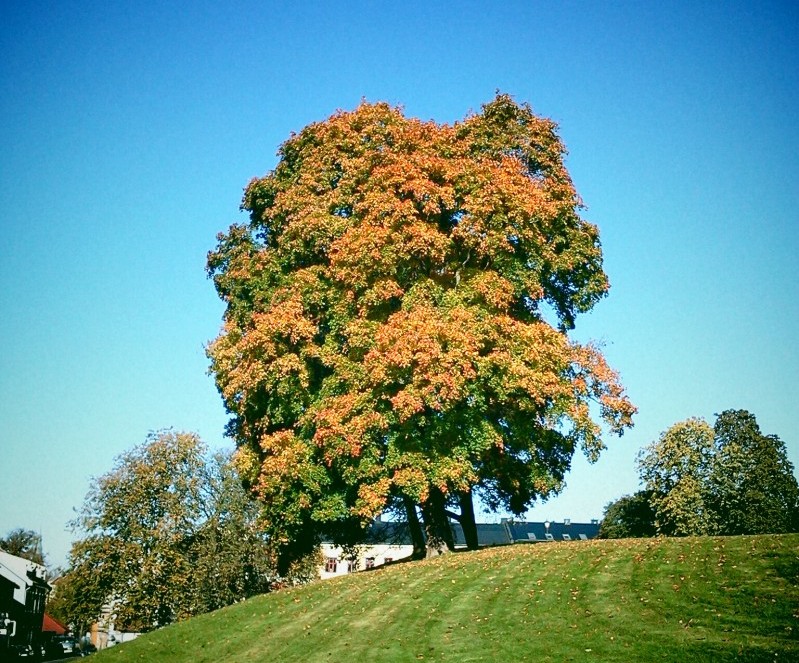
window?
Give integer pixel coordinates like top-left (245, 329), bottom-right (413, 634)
top-left (365, 557), bottom-right (375, 569)
top-left (324, 557), bottom-right (337, 573)
top-left (384, 557), bottom-right (393, 564)
top-left (347, 559), bottom-right (358, 573)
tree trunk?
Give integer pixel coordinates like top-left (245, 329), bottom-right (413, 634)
top-left (421, 487), bottom-right (454, 558)
top-left (403, 496), bottom-right (427, 560)
top-left (458, 489), bottom-right (479, 551)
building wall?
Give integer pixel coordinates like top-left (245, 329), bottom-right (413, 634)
top-left (319, 543), bottom-right (414, 579)
top-left (0, 551), bottom-right (50, 655)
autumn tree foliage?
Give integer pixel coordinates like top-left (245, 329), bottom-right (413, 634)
top-left (53, 431), bottom-right (311, 633)
top-left (207, 95), bottom-right (636, 566)
top-left (637, 418), bottom-right (717, 536)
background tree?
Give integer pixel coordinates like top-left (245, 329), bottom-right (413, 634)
top-left (709, 410), bottom-right (799, 535)
top-left (637, 410), bottom-right (799, 536)
top-left (0, 528), bottom-right (46, 566)
top-left (598, 491), bottom-right (657, 539)
top-left (185, 450), bottom-right (316, 615)
top-left (54, 431), bottom-right (311, 634)
top-left (208, 94), bottom-right (635, 567)
top-left (637, 418), bottom-right (717, 536)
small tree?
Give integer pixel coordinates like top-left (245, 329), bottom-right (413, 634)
top-left (637, 418), bottom-right (717, 536)
top-left (0, 528), bottom-right (46, 566)
top-left (598, 491), bottom-right (656, 539)
top-left (47, 541), bottom-right (114, 638)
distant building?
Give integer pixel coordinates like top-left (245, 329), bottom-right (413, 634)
top-left (88, 597), bottom-right (141, 650)
top-left (321, 521), bottom-right (414, 579)
top-left (501, 518), bottom-right (600, 543)
top-left (319, 518), bottom-right (600, 579)
top-left (0, 550), bottom-right (51, 658)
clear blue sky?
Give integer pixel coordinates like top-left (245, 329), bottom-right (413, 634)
top-left (1, 1), bottom-right (797, 568)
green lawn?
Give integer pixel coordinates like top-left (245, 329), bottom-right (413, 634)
top-left (95, 534), bottom-right (798, 662)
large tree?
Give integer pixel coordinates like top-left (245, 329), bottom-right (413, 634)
top-left (52, 431), bottom-right (308, 634)
top-left (207, 95), bottom-right (635, 566)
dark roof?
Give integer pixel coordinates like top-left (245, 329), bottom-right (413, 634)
top-left (365, 521), bottom-right (414, 546)
top-left (507, 521), bottom-right (600, 541)
top-left (320, 521), bottom-right (415, 546)
top-left (322, 520), bottom-right (599, 547)
top-left (452, 522), bottom-right (512, 547)
top-left (0, 573), bottom-right (20, 590)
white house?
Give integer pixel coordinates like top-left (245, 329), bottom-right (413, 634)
top-left (319, 521), bottom-right (414, 579)
top-left (0, 549), bottom-right (50, 656)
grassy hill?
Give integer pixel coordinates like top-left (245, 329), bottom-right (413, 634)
top-left (94, 534), bottom-right (798, 662)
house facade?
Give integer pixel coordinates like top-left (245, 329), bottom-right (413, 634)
top-left (0, 550), bottom-right (51, 658)
top-left (320, 521), bottom-right (414, 579)
top-left (319, 518), bottom-right (600, 579)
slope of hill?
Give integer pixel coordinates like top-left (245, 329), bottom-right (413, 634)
top-left (95, 535), bottom-right (798, 662)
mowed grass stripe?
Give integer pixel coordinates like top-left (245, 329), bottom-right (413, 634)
top-left (94, 535), bottom-right (799, 662)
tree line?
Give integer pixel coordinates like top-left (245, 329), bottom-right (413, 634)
top-left (599, 409), bottom-right (799, 538)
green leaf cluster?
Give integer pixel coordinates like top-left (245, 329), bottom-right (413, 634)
top-left (598, 490), bottom-right (658, 539)
top-left (636, 410), bottom-right (799, 536)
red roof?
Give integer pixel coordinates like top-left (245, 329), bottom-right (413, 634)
top-left (42, 613), bottom-right (68, 635)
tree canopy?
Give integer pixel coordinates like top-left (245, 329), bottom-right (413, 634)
top-left (0, 528), bottom-right (46, 566)
top-left (50, 431), bottom-right (316, 634)
top-left (637, 418), bottom-right (717, 536)
top-left (709, 410), bottom-right (799, 535)
top-left (637, 410), bottom-right (799, 536)
top-left (598, 491), bottom-right (657, 539)
top-left (207, 94), bottom-right (635, 565)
